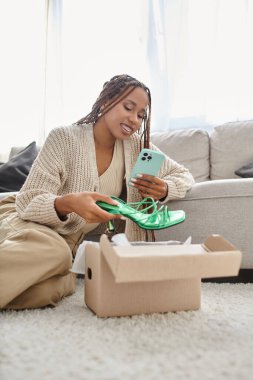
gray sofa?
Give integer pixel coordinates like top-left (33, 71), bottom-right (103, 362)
top-left (152, 120), bottom-right (253, 270)
top-left (1, 120), bottom-right (253, 271)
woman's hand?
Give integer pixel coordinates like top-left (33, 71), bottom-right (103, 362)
top-left (129, 174), bottom-right (168, 200)
top-left (55, 192), bottom-right (123, 223)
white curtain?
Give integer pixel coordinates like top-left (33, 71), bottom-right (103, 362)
top-left (148, 0), bottom-right (253, 132)
top-left (0, 0), bottom-right (46, 161)
top-left (0, 0), bottom-right (149, 161)
top-left (1, 0), bottom-right (253, 161)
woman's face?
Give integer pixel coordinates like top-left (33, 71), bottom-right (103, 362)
top-left (101, 86), bottom-right (149, 140)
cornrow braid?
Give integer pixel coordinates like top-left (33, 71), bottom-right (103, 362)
top-left (75, 74), bottom-right (152, 149)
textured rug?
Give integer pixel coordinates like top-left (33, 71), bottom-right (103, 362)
top-left (1, 279), bottom-right (253, 380)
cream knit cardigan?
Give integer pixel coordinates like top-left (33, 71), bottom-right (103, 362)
top-left (16, 124), bottom-right (195, 241)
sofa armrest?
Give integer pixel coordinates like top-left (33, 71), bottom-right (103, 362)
top-left (155, 179), bottom-right (253, 269)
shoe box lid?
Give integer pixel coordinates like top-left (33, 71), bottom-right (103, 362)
top-left (98, 234), bottom-right (242, 283)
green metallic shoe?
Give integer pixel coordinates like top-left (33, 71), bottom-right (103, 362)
top-left (97, 196), bottom-right (185, 230)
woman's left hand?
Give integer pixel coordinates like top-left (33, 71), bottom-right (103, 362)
top-left (129, 174), bottom-right (168, 200)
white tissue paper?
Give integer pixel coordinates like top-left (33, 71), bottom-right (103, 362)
top-left (71, 241), bottom-right (99, 275)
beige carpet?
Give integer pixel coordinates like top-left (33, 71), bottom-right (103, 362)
top-left (1, 279), bottom-right (253, 380)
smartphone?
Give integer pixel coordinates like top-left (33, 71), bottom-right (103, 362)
top-left (128, 148), bottom-right (166, 186)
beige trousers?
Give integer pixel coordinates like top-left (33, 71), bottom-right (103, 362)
top-left (0, 195), bottom-right (82, 310)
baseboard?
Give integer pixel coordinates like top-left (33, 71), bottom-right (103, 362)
top-left (202, 269), bottom-right (253, 283)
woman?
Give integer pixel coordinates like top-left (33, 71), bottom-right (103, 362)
top-left (0, 74), bottom-right (194, 309)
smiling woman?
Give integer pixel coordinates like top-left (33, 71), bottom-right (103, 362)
top-left (0, 73), bottom-right (194, 310)
top-left (76, 76), bottom-right (150, 143)
top-left (95, 87), bottom-right (148, 138)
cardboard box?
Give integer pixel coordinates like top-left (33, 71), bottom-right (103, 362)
top-left (84, 234), bottom-right (241, 317)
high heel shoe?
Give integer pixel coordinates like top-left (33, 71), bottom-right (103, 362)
top-left (97, 196), bottom-right (185, 230)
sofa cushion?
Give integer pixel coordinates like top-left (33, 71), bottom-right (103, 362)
top-left (210, 120), bottom-right (253, 180)
top-left (0, 141), bottom-right (38, 192)
top-left (155, 178), bottom-right (253, 268)
top-left (151, 129), bottom-right (210, 182)
top-left (9, 145), bottom-right (41, 160)
top-left (235, 160), bottom-right (253, 178)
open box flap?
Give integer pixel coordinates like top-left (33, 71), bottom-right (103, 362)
top-left (100, 234), bottom-right (242, 283)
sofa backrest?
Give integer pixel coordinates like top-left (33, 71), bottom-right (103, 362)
top-left (151, 129), bottom-right (210, 182)
top-left (9, 120), bottom-right (253, 183)
top-left (210, 120), bottom-right (253, 180)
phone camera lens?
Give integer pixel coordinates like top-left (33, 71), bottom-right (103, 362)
top-left (141, 157), bottom-right (146, 160)
top-left (143, 153), bottom-right (148, 156)
top-left (147, 155), bottom-right (152, 161)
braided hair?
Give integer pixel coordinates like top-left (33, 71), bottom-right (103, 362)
top-left (75, 74), bottom-right (152, 149)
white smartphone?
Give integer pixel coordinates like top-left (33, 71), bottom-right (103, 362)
top-left (128, 148), bottom-right (166, 186)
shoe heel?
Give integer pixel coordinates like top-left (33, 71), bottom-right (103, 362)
top-left (104, 220), bottom-right (115, 241)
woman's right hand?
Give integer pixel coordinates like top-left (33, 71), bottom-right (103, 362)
top-left (54, 192), bottom-right (122, 223)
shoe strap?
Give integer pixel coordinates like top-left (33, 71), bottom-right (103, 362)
top-left (110, 196), bottom-right (167, 218)
top-left (125, 197), bottom-right (160, 216)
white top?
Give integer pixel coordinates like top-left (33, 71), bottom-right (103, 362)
top-left (81, 139), bottom-right (125, 235)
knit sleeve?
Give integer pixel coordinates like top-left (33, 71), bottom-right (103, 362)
top-left (15, 127), bottom-right (81, 232)
top-left (149, 142), bottom-right (195, 202)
